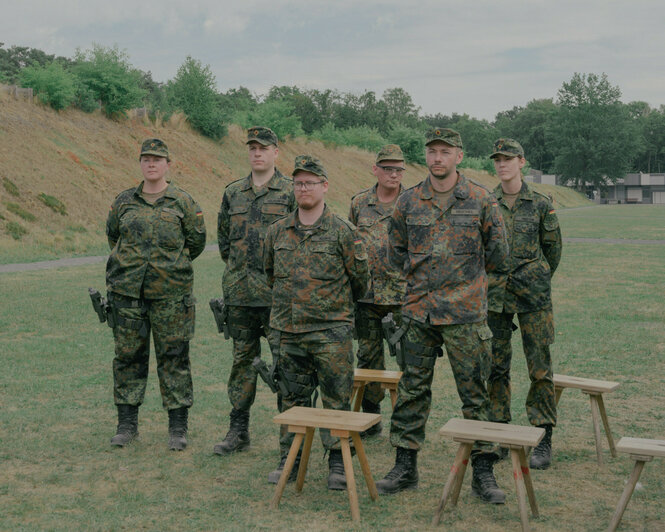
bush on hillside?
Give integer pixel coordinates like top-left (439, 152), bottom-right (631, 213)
top-left (38, 193), bottom-right (67, 215)
top-left (234, 100), bottom-right (304, 141)
top-left (72, 44), bottom-right (146, 117)
top-left (3, 177), bottom-right (20, 197)
top-left (5, 221), bottom-right (28, 240)
top-left (311, 123), bottom-right (386, 153)
top-left (166, 57), bottom-right (226, 140)
top-left (459, 156), bottom-right (496, 174)
top-left (6, 202), bottom-right (36, 221)
top-left (19, 61), bottom-right (77, 111)
top-left (386, 123), bottom-right (426, 165)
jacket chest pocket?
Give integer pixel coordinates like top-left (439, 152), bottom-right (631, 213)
top-left (118, 206), bottom-right (146, 241)
top-left (274, 240), bottom-right (296, 278)
top-left (406, 214), bottom-right (432, 255)
top-left (228, 205), bottom-right (249, 240)
top-left (512, 218), bottom-right (539, 258)
top-left (261, 199), bottom-right (290, 224)
top-left (450, 215), bottom-right (481, 255)
top-left (158, 208), bottom-right (184, 250)
top-left (309, 240), bottom-right (343, 280)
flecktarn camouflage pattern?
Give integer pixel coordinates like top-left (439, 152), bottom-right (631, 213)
top-left (425, 127), bottom-right (463, 148)
top-left (139, 138), bottom-right (170, 160)
top-left (490, 138), bottom-right (524, 159)
top-left (246, 126), bottom-right (278, 146)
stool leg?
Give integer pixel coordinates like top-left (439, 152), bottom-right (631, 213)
top-left (450, 443), bottom-right (472, 506)
top-left (296, 427), bottom-right (315, 492)
top-left (510, 449), bottom-right (531, 532)
top-left (340, 437), bottom-right (360, 522)
top-left (351, 431), bottom-right (378, 501)
top-left (517, 447), bottom-right (539, 517)
top-left (389, 387), bottom-right (398, 409)
top-left (432, 442), bottom-right (472, 526)
top-left (271, 433), bottom-right (305, 509)
top-left (589, 394), bottom-right (604, 465)
top-left (607, 460), bottom-right (646, 532)
top-left (353, 384), bottom-right (365, 412)
top-left (596, 395), bottom-right (617, 458)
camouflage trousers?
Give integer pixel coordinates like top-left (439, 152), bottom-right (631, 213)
top-left (487, 309), bottom-right (556, 427)
top-left (390, 318), bottom-right (497, 456)
top-left (111, 292), bottom-right (195, 410)
top-left (277, 326), bottom-right (354, 456)
top-left (226, 305), bottom-right (280, 411)
top-left (354, 303), bottom-right (402, 408)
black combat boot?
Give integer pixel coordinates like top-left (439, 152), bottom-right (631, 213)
top-left (327, 449), bottom-right (347, 490)
top-left (471, 453), bottom-right (506, 504)
top-left (110, 404), bottom-right (139, 447)
top-left (360, 400), bottom-right (382, 438)
top-left (267, 452), bottom-right (301, 484)
top-left (376, 447), bottom-right (419, 494)
top-left (168, 407), bottom-right (188, 451)
top-left (213, 409), bottom-right (250, 455)
top-left (529, 424), bottom-right (553, 470)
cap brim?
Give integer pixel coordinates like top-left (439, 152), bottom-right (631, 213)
top-left (425, 139), bottom-right (459, 147)
top-left (140, 151), bottom-right (169, 158)
top-left (490, 151), bottom-right (521, 159)
top-left (246, 139), bottom-right (275, 146)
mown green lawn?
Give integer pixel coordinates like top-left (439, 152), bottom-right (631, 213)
top-left (0, 206), bottom-right (663, 531)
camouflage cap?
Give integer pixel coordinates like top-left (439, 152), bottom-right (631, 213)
top-left (292, 155), bottom-right (328, 180)
top-left (490, 138), bottom-right (524, 159)
top-left (425, 127), bottom-right (463, 148)
top-left (246, 126), bottom-right (278, 146)
top-left (140, 138), bottom-right (169, 160)
top-left (375, 144), bottom-right (405, 164)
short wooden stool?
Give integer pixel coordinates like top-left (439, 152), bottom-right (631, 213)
top-left (270, 406), bottom-right (381, 522)
top-left (351, 368), bottom-right (403, 411)
top-left (554, 374), bottom-right (620, 464)
top-left (608, 437), bottom-right (665, 531)
top-left (433, 418), bottom-right (545, 532)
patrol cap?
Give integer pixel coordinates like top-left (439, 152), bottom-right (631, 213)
top-left (425, 127), bottom-right (463, 148)
top-left (375, 144), bottom-right (405, 164)
top-left (140, 138), bottom-right (170, 160)
top-left (246, 126), bottom-right (278, 146)
top-left (292, 155), bottom-right (328, 180)
top-left (490, 138), bottom-right (524, 159)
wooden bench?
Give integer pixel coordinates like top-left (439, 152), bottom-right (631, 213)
top-left (351, 368), bottom-right (402, 411)
top-left (554, 374), bottom-right (620, 464)
top-left (270, 406), bottom-right (381, 522)
top-left (608, 437), bottom-right (665, 531)
top-left (433, 418), bottom-right (545, 531)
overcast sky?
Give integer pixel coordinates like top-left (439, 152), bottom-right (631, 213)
top-left (3, 0), bottom-right (665, 120)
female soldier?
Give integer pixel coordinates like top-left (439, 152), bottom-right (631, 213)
top-left (105, 138), bottom-right (206, 450)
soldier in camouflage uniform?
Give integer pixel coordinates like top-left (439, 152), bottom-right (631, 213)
top-left (263, 155), bottom-right (369, 490)
top-left (376, 128), bottom-right (510, 504)
top-left (348, 144), bottom-right (407, 436)
top-left (487, 138), bottom-right (562, 470)
top-left (105, 138), bottom-right (206, 450)
top-left (214, 126), bottom-right (296, 456)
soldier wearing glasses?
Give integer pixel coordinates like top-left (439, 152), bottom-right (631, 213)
top-left (348, 145), bottom-right (407, 436)
top-left (263, 155), bottom-right (369, 489)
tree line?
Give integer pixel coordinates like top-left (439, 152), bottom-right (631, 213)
top-left (3, 42), bottom-right (665, 188)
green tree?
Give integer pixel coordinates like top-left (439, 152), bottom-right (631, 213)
top-left (19, 61), bottom-right (77, 110)
top-left (422, 113), bottom-right (497, 158)
top-left (0, 42), bottom-right (70, 83)
top-left (72, 44), bottom-right (146, 117)
top-left (382, 87), bottom-right (420, 127)
top-left (166, 56), bottom-right (226, 139)
top-left (549, 73), bottom-right (643, 188)
top-left (494, 99), bottom-right (558, 172)
top-left (386, 123), bottom-right (425, 164)
top-left (235, 100), bottom-right (304, 140)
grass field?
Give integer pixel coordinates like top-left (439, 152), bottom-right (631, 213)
top-left (1, 205), bottom-right (664, 531)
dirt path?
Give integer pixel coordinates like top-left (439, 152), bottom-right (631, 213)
top-left (2, 239), bottom-right (664, 274)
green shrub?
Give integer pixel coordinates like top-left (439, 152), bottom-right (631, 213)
top-left (234, 100), bottom-right (304, 140)
top-left (38, 193), bottom-right (67, 215)
top-left (65, 224), bottom-right (87, 233)
top-left (311, 123), bottom-right (386, 152)
top-left (6, 202), bottom-right (36, 221)
top-left (19, 61), bottom-right (77, 110)
top-left (2, 177), bottom-right (20, 197)
top-left (386, 123), bottom-right (426, 164)
top-left (6, 221), bottom-right (28, 240)
top-left (459, 156), bottom-right (495, 174)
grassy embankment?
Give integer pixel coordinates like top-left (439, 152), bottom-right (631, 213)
top-left (0, 91), bottom-right (590, 265)
top-left (1, 205), bottom-right (664, 531)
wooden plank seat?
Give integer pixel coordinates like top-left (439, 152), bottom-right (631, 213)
top-left (351, 368), bottom-right (403, 411)
top-left (270, 406), bottom-right (382, 522)
top-left (608, 437), bottom-right (665, 531)
top-left (433, 418), bottom-right (545, 532)
top-left (554, 373), bottom-right (620, 464)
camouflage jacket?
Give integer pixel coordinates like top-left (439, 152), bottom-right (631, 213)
top-left (264, 205), bottom-right (369, 333)
top-left (106, 181), bottom-right (206, 299)
top-left (389, 173), bottom-right (509, 325)
top-left (349, 184), bottom-right (406, 305)
top-left (487, 181), bottom-right (562, 313)
top-left (217, 169), bottom-right (296, 306)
